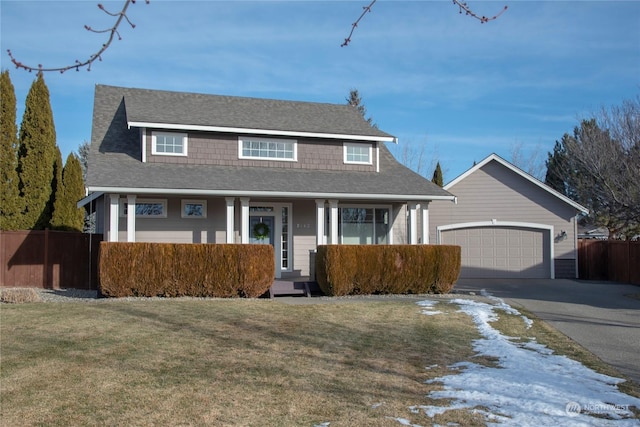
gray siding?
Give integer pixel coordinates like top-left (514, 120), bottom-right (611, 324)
top-left (114, 196), bottom-right (226, 243)
top-left (291, 200), bottom-right (316, 277)
top-left (430, 160), bottom-right (579, 260)
top-left (145, 130), bottom-right (376, 172)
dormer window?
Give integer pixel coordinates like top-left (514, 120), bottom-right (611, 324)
top-left (239, 137), bottom-right (297, 161)
top-left (344, 142), bottom-right (372, 165)
top-left (152, 132), bottom-right (188, 156)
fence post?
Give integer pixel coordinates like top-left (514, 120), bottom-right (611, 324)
top-left (43, 228), bottom-right (49, 289)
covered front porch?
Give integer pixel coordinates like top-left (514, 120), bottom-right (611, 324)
top-left (84, 192), bottom-right (444, 282)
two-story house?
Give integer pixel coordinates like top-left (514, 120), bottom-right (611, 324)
top-left (81, 85), bottom-right (454, 280)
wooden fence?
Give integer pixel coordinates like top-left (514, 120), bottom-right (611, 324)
top-left (0, 230), bottom-right (102, 290)
top-left (578, 239), bottom-right (640, 285)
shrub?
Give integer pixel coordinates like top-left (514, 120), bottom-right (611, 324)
top-left (315, 245), bottom-right (460, 296)
top-left (0, 288), bottom-right (41, 304)
top-left (99, 243), bottom-right (274, 298)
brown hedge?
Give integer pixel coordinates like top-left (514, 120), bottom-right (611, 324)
top-left (99, 243), bottom-right (274, 298)
top-left (315, 245), bottom-right (461, 296)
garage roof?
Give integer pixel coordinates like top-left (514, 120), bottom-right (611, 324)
top-left (445, 153), bottom-right (589, 214)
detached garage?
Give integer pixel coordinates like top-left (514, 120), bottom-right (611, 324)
top-left (429, 154), bottom-right (588, 279)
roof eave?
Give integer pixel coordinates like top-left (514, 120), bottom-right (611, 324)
top-left (127, 121), bottom-right (396, 143)
top-left (86, 186), bottom-right (453, 202)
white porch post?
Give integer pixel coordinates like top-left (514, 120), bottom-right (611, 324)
top-left (240, 197), bottom-right (250, 244)
top-left (225, 197), bottom-right (235, 243)
top-left (421, 202), bottom-right (430, 244)
top-left (109, 194), bottom-right (119, 242)
top-left (408, 202), bottom-right (418, 244)
top-left (328, 199), bottom-right (339, 244)
top-left (315, 199), bottom-right (326, 246)
top-left (126, 195), bottom-right (136, 243)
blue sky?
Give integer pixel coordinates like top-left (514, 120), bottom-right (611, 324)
top-left (1, 1), bottom-right (638, 182)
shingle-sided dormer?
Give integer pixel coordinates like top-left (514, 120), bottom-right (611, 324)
top-left (102, 85), bottom-right (395, 172)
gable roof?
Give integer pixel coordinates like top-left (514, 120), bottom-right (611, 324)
top-left (102, 84), bottom-right (396, 142)
top-left (86, 85), bottom-right (453, 202)
top-left (445, 153), bottom-right (588, 214)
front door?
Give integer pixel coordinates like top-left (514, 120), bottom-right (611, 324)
top-left (249, 216), bottom-right (275, 245)
top-left (249, 216), bottom-right (277, 277)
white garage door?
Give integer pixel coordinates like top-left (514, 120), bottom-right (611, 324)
top-left (441, 226), bottom-right (550, 279)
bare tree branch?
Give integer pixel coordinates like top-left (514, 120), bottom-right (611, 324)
top-left (454, 0), bottom-right (508, 24)
top-left (7, 0), bottom-right (149, 73)
top-left (342, 0), bottom-right (508, 47)
top-left (341, 0), bottom-right (377, 47)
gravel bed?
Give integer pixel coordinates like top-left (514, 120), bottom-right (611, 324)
top-left (35, 288), bottom-right (100, 302)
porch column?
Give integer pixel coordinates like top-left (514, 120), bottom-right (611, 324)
top-left (225, 197), bottom-right (235, 243)
top-left (127, 195), bottom-right (136, 243)
top-left (240, 197), bottom-right (250, 244)
top-left (109, 194), bottom-right (119, 242)
top-left (328, 199), bottom-right (339, 244)
top-left (421, 202), bottom-right (430, 244)
top-left (315, 199), bottom-right (326, 246)
top-left (408, 202), bottom-right (418, 244)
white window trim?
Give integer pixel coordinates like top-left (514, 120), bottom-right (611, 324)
top-left (181, 199), bottom-right (207, 219)
top-left (151, 131), bottom-right (188, 157)
top-left (120, 198), bottom-right (167, 218)
top-left (343, 142), bottom-right (373, 165)
top-left (238, 136), bottom-right (297, 162)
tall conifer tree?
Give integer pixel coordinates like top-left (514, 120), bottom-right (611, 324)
top-left (49, 146), bottom-right (63, 228)
top-left (0, 70), bottom-right (22, 230)
top-left (17, 73), bottom-right (57, 229)
top-left (51, 153), bottom-right (85, 231)
top-left (431, 162), bottom-right (444, 187)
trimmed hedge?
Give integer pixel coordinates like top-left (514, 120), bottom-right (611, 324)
top-left (315, 245), bottom-right (461, 296)
top-left (99, 243), bottom-right (274, 298)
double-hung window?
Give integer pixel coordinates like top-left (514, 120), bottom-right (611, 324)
top-left (239, 137), bottom-right (296, 161)
top-left (152, 132), bottom-right (188, 156)
top-left (344, 143), bottom-right (372, 164)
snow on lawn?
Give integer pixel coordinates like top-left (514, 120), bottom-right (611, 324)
top-left (409, 293), bottom-right (640, 426)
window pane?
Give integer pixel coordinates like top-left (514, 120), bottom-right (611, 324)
top-left (345, 144), bottom-right (370, 163)
top-left (241, 139), bottom-right (294, 160)
top-left (375, 209), bottom-right (390, 244)
top-left (341, 208), bottom-right (374, 244)
top-left (155, 134), bottom-right (185, 155)
top-left (136, 203), bottom-right (164, 216)
top-left (184, 203), bottom-right (203, 217)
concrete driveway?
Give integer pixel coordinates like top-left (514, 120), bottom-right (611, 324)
top-left (454, 278), bottom-right (640, 384)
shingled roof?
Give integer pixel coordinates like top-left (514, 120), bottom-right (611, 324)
top-left (86, 85), bottom-right (453, 201)
top-left (111, 85), bottom-right (395, 140)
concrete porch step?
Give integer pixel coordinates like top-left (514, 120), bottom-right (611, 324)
top-left (269, 280), bottom-right (321, 298)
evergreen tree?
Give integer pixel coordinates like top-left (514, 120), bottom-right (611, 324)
top-left (17, 73), bottom-right (57, 230)
top-left (544, 140), bottom-right (569, 195)
top-left (0, 70), bottom-right (22, 230)
top-left (51, 153), bottom-right (85, 231)
top-left (431, 162), bottom-right (444, 187)
top-left (346, 89), bottom-right (377, 128)
top-left (78, 140), bottom-right (90, 182)
top-left (49, 146), bottom-right (63, 228)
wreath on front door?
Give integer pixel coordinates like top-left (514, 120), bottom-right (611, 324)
top-left (253, 222), bottom-right (270, 240)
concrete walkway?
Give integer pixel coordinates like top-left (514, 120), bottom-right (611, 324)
top-left (455, 278), bottom-right (640, 384)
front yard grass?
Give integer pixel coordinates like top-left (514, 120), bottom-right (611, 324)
top-left (1, 297), bottom-right (637, 426)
